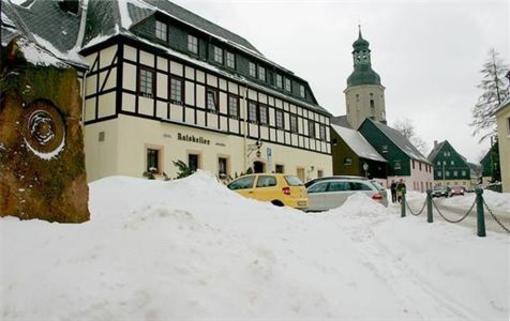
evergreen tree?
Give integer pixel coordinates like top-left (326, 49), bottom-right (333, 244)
top-left (471, 48), bottom-right (510, 142)
top-left (173, 160), bottom-right (193, 179)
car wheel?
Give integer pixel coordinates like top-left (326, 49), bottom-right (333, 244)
top-left (271, 200), bottom-right (284, 207)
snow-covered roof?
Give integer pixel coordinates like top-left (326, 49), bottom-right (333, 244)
top-left (331, 124), bottom-right (386, 162)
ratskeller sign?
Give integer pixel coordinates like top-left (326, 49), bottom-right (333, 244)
top-left (177, 133), bottom-right (210, 145)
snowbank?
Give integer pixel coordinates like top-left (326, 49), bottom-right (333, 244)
top-left (1, 171), bottom-right (508, 320)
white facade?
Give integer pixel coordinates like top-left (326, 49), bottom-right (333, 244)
top-left (344, 84), bottom-right (386, 130)
top-left (82, 43), bottom-right (332, 182)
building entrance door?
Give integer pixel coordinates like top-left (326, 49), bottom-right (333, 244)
top-left (253, 161), bottom-right (265, 173)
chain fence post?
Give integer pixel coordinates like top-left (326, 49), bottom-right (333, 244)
top-left (426, 189), bottom-right (433, 223)
top-left (476, 188), bottom-right (486, 237)
top-left (401, 190), bottom-right (406, 217)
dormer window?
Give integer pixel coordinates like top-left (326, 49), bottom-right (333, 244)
top-left (187, 35), bottom-right (198, 54)
top-left (213, 46), bottom-right (223, 64)
top-left (299, 85), bottom-right (305, 98)
top-left (249, 62), bottom-right (256, 77)
top-left (284, 78), bottom-right (291, 92)
top-left (258, 66), bottom-right (266, 82)
top-left (155, 21), bottom-right (167, 41)
top-left (275, 74), bottom-right (282, 88)
top-left (226, 51), bottom-right (235, 69)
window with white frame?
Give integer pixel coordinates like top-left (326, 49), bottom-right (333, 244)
top-left (275, 110), bottom-right (284, 129)
top-left (155, 21), bottom-right (167, 41)
top-left (187, 35), bottom-right (198, 54)
top-left (275, 74), bottom-right (282, 88)
top-left (446, 170), bottom-right (450, 177)
top-left (226, 51), bottom-right (235, 69)
top-left (259, 104), bottom-right (268, 125)
top-left (290, 115), bottom-right (298, 133)
top-left (461, 170), bottom-right (466, 176)
top-left (249, 62), bottom-right (256, 77)
top-left (213, 46), bottom-right (223, 64)
top-left (453, 170), bottom-right (458, 176)
top-left (258, 66), bottom-right (265, 81)
top-left (248, 101), bottom-right (257, 122)
top-left (170, 78), bottom-right (183, 103)
top-left (319, 125), bottom-right (326, 140)
top-left (228, 95), bottom-right (238, 118)
top-left (308, 120), bottom-right (315, 138)
top-left (206, 88), bottom-right (218, 111)
top-left (299, 85), bottom-right (305, 98)
top-left (284, 78), bottom-right (291, 92)
top-left (138, 67), bottom-right (154, 97)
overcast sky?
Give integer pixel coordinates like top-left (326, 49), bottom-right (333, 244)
top-left (173, 0), bottom-right (509, 162)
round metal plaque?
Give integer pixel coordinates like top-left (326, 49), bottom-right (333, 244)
top-left (22, 101), bottom-right (65, 155)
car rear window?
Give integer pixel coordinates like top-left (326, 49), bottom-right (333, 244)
top-left (256, 175), bottom-right (277, 188)
top-left (228, 176), bottom-right (255, 190)
top-left (285, 175), bottom-right (303, 186)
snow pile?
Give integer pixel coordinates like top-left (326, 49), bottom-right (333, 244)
top-left (1, 171), bottom-right (508, 320)
top-left (442, 190), bottom-right (510, 213)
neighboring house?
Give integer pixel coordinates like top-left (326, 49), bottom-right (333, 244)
top-left (468, 162), bottom-right (482, 187)
top-left (427, 140), bottom-right (472, 188)
top-left (330, 124), bottom-right (387, 179)
top-left (7, 0), bottom-right (333, 182)
top-left (495, 99), bottom-right (510, 192)
top-left (359, 118), bottom-right (433, 192)
top-left (480, 141), bottom-right (500, 185)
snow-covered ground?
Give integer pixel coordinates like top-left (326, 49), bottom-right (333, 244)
top-left (1, 172), bottom-right (508, 320)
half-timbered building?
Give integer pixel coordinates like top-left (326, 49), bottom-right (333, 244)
top-left (7, 0), bottom-right (333, 182)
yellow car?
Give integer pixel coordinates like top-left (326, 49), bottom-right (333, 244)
top-left (227, 174), bottom-right (308, 210)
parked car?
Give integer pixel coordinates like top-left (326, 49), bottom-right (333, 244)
top-left (305, 177), bottom-right (388, 212)
top-left (432, 186), bottom-right (449, 198)
top-left (227, 174), bottom-right (308, 209)
top-left (449, 185), bottom-right (465, 197)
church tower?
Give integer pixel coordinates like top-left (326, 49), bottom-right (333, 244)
top-left (344, 27), bottom-right (386, 129)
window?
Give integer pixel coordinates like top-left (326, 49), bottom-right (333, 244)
top-left (206, 88), bottom-right (218, 111)
top-left (249, 62), bottom-right (256, 77)
top-left (461, 170), bottom-right (466, 176)
top-left (507, 117), bottom-right (510, 135)
top-left (437, 171), bottom-right (442, 177)
top-left (147, 148), bottom-right (160, 173)
top-left (308, 121), bottom-right (315, 138)
top-left (437, 161), bottom-right (440, 165)
top-left (284, 78), bottom-right (291, 92)
top-left (356, 94), bottom-right (360, 102)
top-left (187, 35), bottom-right (198, 54)
top-left (170, 78), bottom-right (183, 103)
top-left (412, 160), bottom-right (415, 169)
top-left (419, 162), bottom-right (422, 171)
top-left (228, 176), bottom-right (255, 190)
top-left (370, 99), bottom-right (375, 109)
top-left (218, 157), bottom-right (228, 177)
top-left (188, 154), bottom-right (199, 172)
top-left (394, 160), bottom-right (401, 170)
top-left (299, 85), bottom-right (305, 98)
top-left (248, 101), bottom-right (258, 122)
top-left (290, 115), bottom-right (298, 133)
top-left (258, 66), bottom-right (266, 81)
top-left (308, 182), bottom-right (328, 193)
top-left (446, 170), bottom-right (450, 177)
top-left (317, 170), bottom-right (324, 178)
top-left (453, 170), bottom-right (458, 176)
top-left (275, 110), bottom-right (284, 129)
top-left (275, 74), bottom-right (283, 88)
top-left (256, 175), bottom-right (277, 188)
top-left (275, 164), bottom-right (285, 173)
top-left (138, 67), bottom-right (154, 97)
top-left (328, 181), bottom-right (349, 192)
top-left (450, 160), bottom-right (454, 165)
top-left (213, 46), bottom-right (223, 63)
top-left (259, 104), bottom-right (268, 125)
top-left (381, 145), bottom-right (388, 153)
top-left (228, 95), bottom-right (238, 118)
top-left (319, 125), bottom-right (327, 140)
top-left (344, 157), bottom-right (352, 165)
top-left (155, 21), bottom-right (167, 41)
top-left (226, 51), bottom-right (235, 68)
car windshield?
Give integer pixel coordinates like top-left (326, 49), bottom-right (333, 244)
top-left (285, 176), bottom-right (303, 186)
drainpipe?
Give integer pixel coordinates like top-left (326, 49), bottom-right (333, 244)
top-left (242, 84), bottom-right (248, 172)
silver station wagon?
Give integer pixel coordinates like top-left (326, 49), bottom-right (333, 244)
top-left (306, 177), bottom-right (388, 212)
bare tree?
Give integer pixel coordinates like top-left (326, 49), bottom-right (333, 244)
top-left (471, 48), bottom-right (509, 142)
top-left (393, 118), bottom-right (429, 155)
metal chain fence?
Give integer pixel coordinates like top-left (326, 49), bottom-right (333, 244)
top-left (431, 198), bottom-right (476, 224)
top-left (483, 200), bottom-right (510, 233)
top-left (405, 199), bottom-right (427, 216)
